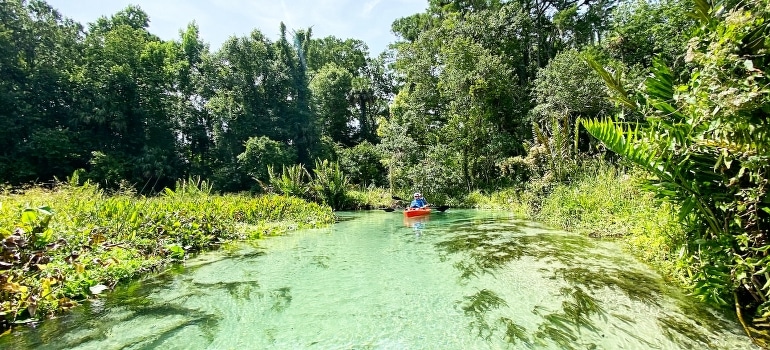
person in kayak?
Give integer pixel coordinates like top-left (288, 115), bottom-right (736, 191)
top-left (410, 193), bottom-right (428, 209)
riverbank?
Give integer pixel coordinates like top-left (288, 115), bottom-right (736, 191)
top-left (466, 164), bottom-right (770, 346)
top-left (467, 163), bottom-right (687, 286)
top-left (0, 178), bottom-right (334, 333)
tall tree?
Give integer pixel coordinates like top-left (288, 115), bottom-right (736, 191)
top-left (172, 22), bottom-right (214, 180)
top-left (305, 36), bottom-right (368, 77)
top-left (205, 30), bottom-right (277, 191)
top-left (0, 0), bottom-right (84, 183)
top-left (309, 63), bottom-right (354, 145)
top-left (604, 0), bottom-right (694, 74)
top-left (76, 5), bottom-right (181, 189)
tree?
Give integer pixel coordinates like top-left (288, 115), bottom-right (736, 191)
top-left (172, 22), bottom-right (214, 180)
top-left (604, 0), bottom-right (695, 75)
top-left (76, 7), bottom-right (181, 189)
top-left (337, 141), bottom-right (387, 187)
top-left (306, 36), bottom-right (368, 76)
top-left (584, 0), bottom-right (770, 342)
top-left (309, 63), bottom-right (354, 145)
top-left (530, 48), bottom-right (615, 175)
top-left (205, 30), bottom-right (276, 191)
top-left (0, 0), bottom-right (84, 183)
top-left (237, 136), bottom-right (296, 187)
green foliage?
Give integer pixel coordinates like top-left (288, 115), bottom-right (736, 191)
top-left (310, 159), bottom-right (350, 210)
top-left (266, 159), bottom-right (356, 210)
top-left (0, 0), bottom-right (84, 184)
top-left (309, 63), bottom-right (354, 145)
top-left (237, 136), bottom-right (296, 185)
top-left (473, 161), bottom-right (686, 274)
top-left (344, 186), bottom-right (394, 210)
top-left (0, 181), bottom-right (333, 331)
top-left (306, 36), bottom-right (368, 76)
top-left (337, 141), bottom-right (387, 187)
top-left (604, 0), bottom-right (695, 74)
top-left (165, 176), bottom-right (213, 197)
top-left (584, 0), bottom-right (770, 328)
top-left (532, 49), bottom-right (614, 122)
top-left (268, 164), bottom-right (311, 199)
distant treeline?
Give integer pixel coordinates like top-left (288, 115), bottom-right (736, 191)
top-left (1, 0), bottom-right (391, 192)
top-left (2, 0), bottom-right (696, 195)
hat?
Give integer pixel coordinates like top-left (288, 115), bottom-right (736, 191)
top-left (414, 192), bottom-right (421, 197)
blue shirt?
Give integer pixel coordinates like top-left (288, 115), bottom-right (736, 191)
top-left (410, 198), bottom-right (428, 208)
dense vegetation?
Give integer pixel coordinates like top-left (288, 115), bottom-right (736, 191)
top-left (0, 177), bottom-right (333, 331)
top-left (2, 0), bottom-right (769, 344)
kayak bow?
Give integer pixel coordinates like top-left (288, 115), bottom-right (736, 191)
top-left (404, 207), bottom-right (431, 217)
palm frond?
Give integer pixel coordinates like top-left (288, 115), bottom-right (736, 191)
top-left (582, 118), bottom-right (660, 174)
top-left (584, 58), bottom-right (636, 110)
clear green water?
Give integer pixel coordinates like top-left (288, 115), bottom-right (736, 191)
top-left (1, 210), bottom-right (757, 349)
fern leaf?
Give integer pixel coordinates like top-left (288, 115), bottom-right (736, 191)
top-left (582, 118), bottom-right (660, 173)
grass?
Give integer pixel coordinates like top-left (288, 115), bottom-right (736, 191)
top-left (465, 161), bottom-right (687, 280)
top-left (0, 179), bottom-right (333, 332)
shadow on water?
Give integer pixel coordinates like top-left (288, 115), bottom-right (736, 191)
top-left (530, 287), bottom-right (609, 350)
top-left (28, 300), bottom-right (222, 350)
top-left (435, 215), bottom-right (743, 349)
top-left (459, 286), bottom-right (613, 349)
top-left (435, 220), bottom-right (603, 280)
top-left (459, 289), bottom-right (508, 340)
top-left (270, 287), bottom-right (292, 312)
top-left (193, 280), bottom-right (261, 301)
top-left (551, 265), bottom-right (663, 306)
top-left (653, 295), bottom-right (746, 349)
top-left (0, 211), bottom-right (754, 349)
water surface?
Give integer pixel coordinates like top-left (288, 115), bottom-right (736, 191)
top-left (1, 210), bottom-right (756, 349)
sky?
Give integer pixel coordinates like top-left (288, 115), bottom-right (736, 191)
top-left (45, 0), bottom-right (428, 55)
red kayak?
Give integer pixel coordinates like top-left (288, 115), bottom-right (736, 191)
top-left (404, 207), bottom-right (431, 217)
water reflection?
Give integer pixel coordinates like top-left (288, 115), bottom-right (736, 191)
top-left (404, 215), bottom-right (430, 238)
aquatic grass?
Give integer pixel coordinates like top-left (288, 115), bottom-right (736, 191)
top-left (0, 181), bottom-right (333, 332)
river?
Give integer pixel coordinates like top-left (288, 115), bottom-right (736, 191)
top-left (0, 210), bottom-right (756, 349)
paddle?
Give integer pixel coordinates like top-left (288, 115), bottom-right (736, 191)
top-left (432, 205), bottom-right (450, 212)
top-left (382, 205), bottom-right (449, 212)
top-left (383, 195), bottom-right (449, 212)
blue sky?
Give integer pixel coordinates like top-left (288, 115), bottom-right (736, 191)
top-left (45, 0), bottom-right (427, 55)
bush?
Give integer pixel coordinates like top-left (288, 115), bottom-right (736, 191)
top-left (311, 159), bottom-right (349, 210)
top-left (268, 164), bottom-right (311, 199)
top-left (238, 136), bottom-right (296, 186)
top-left (338, 141), bottom-right (387, 187)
